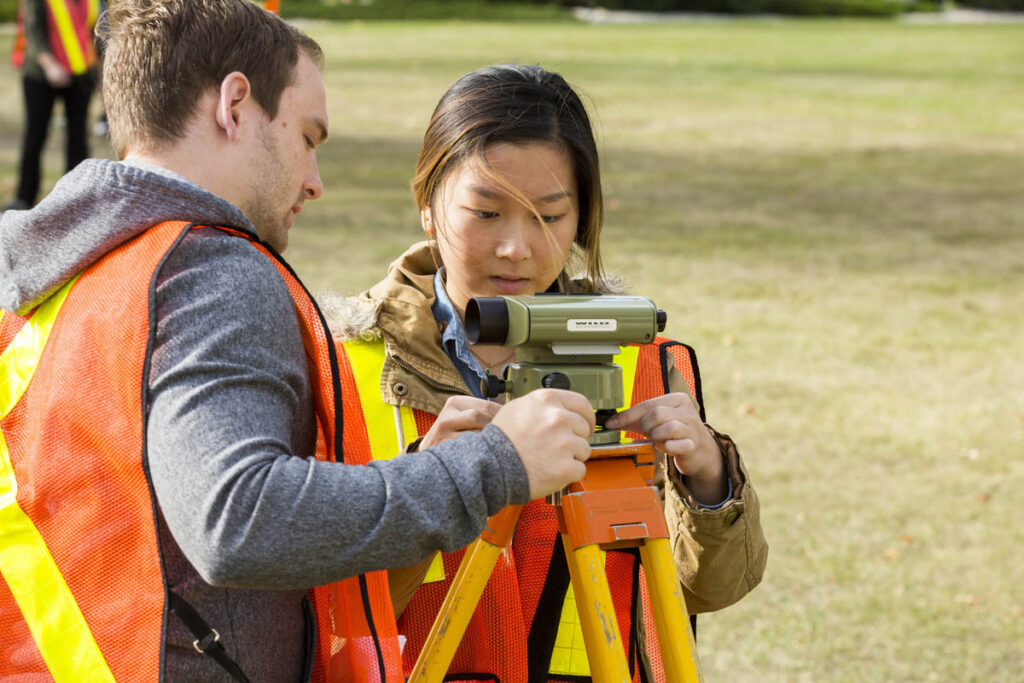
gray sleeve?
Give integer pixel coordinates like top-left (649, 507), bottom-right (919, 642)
top-left (147, 230), bottom-right (529, 590)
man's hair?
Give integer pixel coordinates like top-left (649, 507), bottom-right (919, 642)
top-left (100, 0), bottom-right (323, 157)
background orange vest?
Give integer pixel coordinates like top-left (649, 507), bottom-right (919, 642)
top-left (0, 221), bottom-right (401, 682)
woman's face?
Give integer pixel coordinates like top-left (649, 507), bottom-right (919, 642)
top-left (424, 141), bottom-right (579, 316)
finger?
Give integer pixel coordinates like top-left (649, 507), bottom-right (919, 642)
top-left (608, 393), bottom-right (695, 429)
top-left (643, 402), bottom-right (701, 437)
top-left (443, 395), bottom-right (489, 412)
top-left (441, 409), bottom-right (495, 433)
top-left (661, 438), bottom-right (696, 458)
top-left (567, 410), bottom-right (594, 439)
top-left (543, 389), bottom-right (596, 429)
top-left (648, 419), bottom-right (689, 444)
top-left (570, 435), bottom-right (592, 462)
top-left (603, 402), bottom-right (648, 430)
top-left (563, 457), bottom-right (587, 483)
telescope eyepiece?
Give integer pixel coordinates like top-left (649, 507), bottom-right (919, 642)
top-left (465, 297), bottom-right (510, 345)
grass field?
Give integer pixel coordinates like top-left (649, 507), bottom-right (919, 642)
top-left (2, 17), bottom-right (1022, 682)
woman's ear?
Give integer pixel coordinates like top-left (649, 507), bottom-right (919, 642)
top-left (421, 206), bottom-right (435, 237)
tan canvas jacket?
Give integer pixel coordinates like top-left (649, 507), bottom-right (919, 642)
top-left (321, 242), bottom-right (768, 615)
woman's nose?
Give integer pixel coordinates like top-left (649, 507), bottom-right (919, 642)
top-left (494, 218), bottom-right (531, 261)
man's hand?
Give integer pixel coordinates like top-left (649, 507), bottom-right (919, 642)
top-left (419, 395), bottom-right (500, 450)
top-left (491, 389), bottom-right (595, 500)
top-left (604, 393), bottom-right (727, 504)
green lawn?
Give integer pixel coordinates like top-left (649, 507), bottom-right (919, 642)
top-left (2, 18), bottom-right (1022, 682)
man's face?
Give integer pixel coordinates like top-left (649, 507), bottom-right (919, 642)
top-left (243, 53), bottom-right (328, 253)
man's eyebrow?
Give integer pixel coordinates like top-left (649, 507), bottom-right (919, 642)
top-left (468, 184), bottom-right (573, 204)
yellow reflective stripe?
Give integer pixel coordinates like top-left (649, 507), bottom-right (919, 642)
top-left (617, 344), bottom-right (641, 444)
top-left (1, 278), bottom-right (77, 417)
top-left (342, 340), bottom-right (416, 461)
top-left (342, 340), bottom-right (445, 583)
top-left (45, 0), bottom-right (87, 74)
top-left (549, 582), bottom-right (594, 676)
top-left (87, 0), bottom-right (100, 26)
top-left (0, 277), bottom-right (115, 681)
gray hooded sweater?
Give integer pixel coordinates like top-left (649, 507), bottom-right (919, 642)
top-left (0, 159), bottom-right (530, 681)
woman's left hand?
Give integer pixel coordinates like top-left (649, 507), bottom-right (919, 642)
top-left (604, 394), bottom-right (726, 500)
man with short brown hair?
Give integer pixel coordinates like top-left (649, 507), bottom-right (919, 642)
top-left (0, 1), bottom-right (596, 680)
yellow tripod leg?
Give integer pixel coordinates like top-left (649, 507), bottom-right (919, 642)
top-left (408, 506), bottom-right (521, 683)
top-left (561, 535), bottom-right (632, 683)
top-left (639, 537), bottom-right (704, 683)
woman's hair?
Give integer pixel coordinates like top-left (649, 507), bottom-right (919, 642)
top-left (411, 64), bottom-right (609, 293)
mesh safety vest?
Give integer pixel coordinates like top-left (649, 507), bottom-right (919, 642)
top-left (338, 337), bottom-right (703, 683)
top-left (0, 221), bottom-right (402, 682)
top-left (12, 0), bottom-right (100, 75)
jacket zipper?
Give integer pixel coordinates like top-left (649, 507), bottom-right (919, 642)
top-left (390, 354), bottom-right (470, 396)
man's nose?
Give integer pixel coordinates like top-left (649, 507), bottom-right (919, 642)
top-left (304, 159), bottom-right (323, 201)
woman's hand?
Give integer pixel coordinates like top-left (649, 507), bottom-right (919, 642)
top-left (419, 395), bottom-right (501, 450)
top-left (604, 393), bottom-right (728, 505)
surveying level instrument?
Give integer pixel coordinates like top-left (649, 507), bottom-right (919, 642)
top-left (407, 295), bottom-right (704, 683)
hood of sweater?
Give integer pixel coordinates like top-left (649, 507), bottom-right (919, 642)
top-left (0, 158), bottom-right (254, 315)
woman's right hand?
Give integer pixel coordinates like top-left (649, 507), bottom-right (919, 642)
top-left (418, 395), bottom-right (501, 450)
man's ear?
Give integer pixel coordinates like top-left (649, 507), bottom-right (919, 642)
top-left (215, 71), bottom-right (253, 142)
top-left (421, 206), bottom-right (435, 237)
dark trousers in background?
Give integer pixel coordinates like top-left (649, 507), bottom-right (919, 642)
top-left (16, 73), bottom-right (96, 206)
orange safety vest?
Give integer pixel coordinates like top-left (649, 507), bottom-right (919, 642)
top-left (337, 337), bottom-right (703, 683)
top-left (44, 0), bottom-right (99, 75)
top-left (0, 221), bottom-right (402, 682)
top-left (10, 3), bottom-right (26, 68)
top-left (10, 0), bottom-right (99, 74)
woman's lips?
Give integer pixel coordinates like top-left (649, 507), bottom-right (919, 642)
top-left (490, 276), bottom-right (530, 294)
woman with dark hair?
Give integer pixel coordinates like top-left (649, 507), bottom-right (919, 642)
top-left (326, 64), bottom-right (767, 682)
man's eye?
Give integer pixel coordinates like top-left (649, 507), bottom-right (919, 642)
top-left (304, 136), bottom-right (315, 149)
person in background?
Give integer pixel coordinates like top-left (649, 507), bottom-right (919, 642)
top-left (4, 0), bottom-right (99, 211)
top-left (323, 63), bottom-right (769, 681)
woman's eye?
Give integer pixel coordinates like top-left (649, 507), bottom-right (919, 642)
top-left (539, 214), bottom-right (565, 224)
top-left (304, 135), bottom-right (315, 149)
top-left (472, 210), bottom-right (498, 220)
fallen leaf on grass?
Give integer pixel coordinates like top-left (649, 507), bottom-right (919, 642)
top-left (954, 594), bottom-right (979, 606)
top-left (883, 547), bottom-right (901, 561)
